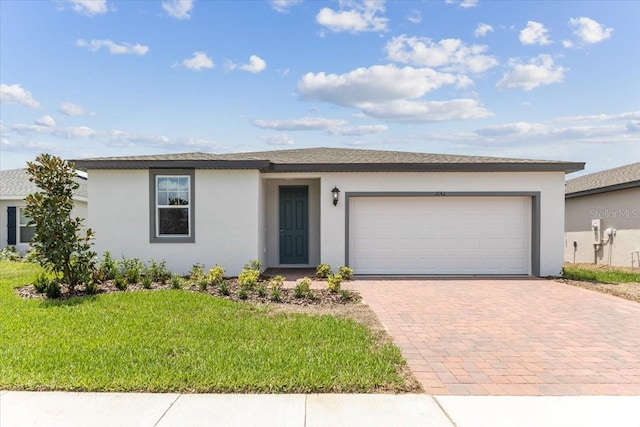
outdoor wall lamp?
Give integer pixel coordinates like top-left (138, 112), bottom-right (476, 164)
top-left (331, 186), bottom-right (340, 206)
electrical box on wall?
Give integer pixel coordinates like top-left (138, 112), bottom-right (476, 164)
top-left (591, 219), bottom-right (602, 243)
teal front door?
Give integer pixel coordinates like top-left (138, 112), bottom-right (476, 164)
top-left (279, 186), bottom-right (309, 264)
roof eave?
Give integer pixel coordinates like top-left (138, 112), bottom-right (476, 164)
top-left (566, 180), bottom-right (640, 199)
top-left (73, 159), bottom-right (271, 170)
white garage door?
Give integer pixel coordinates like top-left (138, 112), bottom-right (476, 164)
top-left (349, 196), bottom-right (531, 275)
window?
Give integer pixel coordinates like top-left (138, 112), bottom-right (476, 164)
top-left (19, 208), bottom-right (35, 243)
top-left (150, 170), bottom-right (195, 243)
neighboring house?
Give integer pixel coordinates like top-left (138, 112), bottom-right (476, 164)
top-left (565, 162), bottom-right (640, 268)
top-left (74, 147), bottom-right (583, 277)
top-left (0, 168), bottom-right (89, 255)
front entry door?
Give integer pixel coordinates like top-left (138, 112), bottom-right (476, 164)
top-left (279, 186), bottom-right (309, 264)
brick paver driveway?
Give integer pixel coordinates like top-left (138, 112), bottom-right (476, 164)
top-left (348, 278), bottom-right (640, 395)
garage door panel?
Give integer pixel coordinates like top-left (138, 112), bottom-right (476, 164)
top-left (349, 196), bottom-right (531, 275)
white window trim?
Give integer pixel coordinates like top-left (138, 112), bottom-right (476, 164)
top-left (18, 207), bottom-right (35, 244)
top-left (155, 175), bottom-right (191, 238)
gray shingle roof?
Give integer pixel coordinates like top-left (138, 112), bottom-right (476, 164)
top-left (565, 162), bottom-right (640, 197)
top-left (74, 147), bottom-right (583, 173)
top-left (0, 169), bottom-right (88, 199)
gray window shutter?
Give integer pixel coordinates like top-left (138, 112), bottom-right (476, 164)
top-left (7, 206), bottom-right (17, 245)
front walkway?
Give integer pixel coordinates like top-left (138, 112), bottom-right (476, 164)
top-left (347, 278), bottom-right (640, 395)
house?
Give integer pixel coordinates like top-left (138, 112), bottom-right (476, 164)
top-left (74, 147), bottom-right (583, 277)
top-left (0, 168), bottom-right (89, 255)
top-left (564, 162), bottom-right (640, 268)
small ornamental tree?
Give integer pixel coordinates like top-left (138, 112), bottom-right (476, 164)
top-left (24, 154), bottom-right (96, 290)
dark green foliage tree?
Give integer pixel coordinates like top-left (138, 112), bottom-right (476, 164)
top-left (24, 154), bottom-right (96, 291)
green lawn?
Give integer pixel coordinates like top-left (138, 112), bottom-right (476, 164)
top-left (0, 261), bottom-right (407, 393)
top-left (563, 264), bottom-right (640, 284)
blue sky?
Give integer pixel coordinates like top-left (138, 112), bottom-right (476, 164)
top-left (1, 0), bottom-right (638, 175)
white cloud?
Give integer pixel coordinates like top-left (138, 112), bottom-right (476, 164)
top-left (360, 99), bottom-right (491, 123)
top-left (182, 51), bottom-right (214, 70)
top-left (59, 102), bottom-right (88, 116)
top-left (260, 134), bottom-right (295, 146)
top-left (569, 17), bottom-right (613, 44)
top-left (327, 124), bottom-right (388, 136)
top-left (76, 39), bottom-right (149, 55)
top-left (0, 84), bottom-right (40, 108)
top-left (254, 117), bottom-right (348, 131)
top-left (385, 35), bottom-right (498, 74)
top-left (240, 55), bottom-right (267, 73)
top-left (555, 111), bottom-right (640, 122)
top-left (407, 10), bottom-right (422, 24)
top-left (562, 40), bottom-right (574, 48)
top-left (519, 21), bottom-right (551, 45)
top-left (67, 0), bottom-right (108, 16)
top-left (316, 0), bottom-right (388, 33)
top-left (270, 0), bottom-right (303, 13)
top-left (474, 23), bottom-right (493, 38)
top-left (298, 64), bottom-right (458, 107)
top-left (445, 0), bottom-right (478, 9)
top-left (162, 0), bottom-right (194, 20)
top-left (496, 54), bottom-right (566, 91)
top-left (35, 115), bottom-right (56, 127)
top-left (13, 123), bottom-right (97, 138)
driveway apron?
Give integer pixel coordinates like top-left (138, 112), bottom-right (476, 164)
top-left (348, 278), bottom-right (640, 395)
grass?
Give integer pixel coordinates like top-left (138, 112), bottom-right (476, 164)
top-left (0, 261), bottom-right (407, 393)
top-left (562, 264), bottom-right (640, 284)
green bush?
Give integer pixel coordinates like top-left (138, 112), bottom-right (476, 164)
top-left (45, 280), bottom-right (61, 299)
top-left (315, 263), bottom-right (332, 278)
top-left (142, 275), bottom-right (153, 289)
top-left (121, 258), bottom-right (143, 284)
top-left (256, 283), bottom-right (267, 297)
top-left (148, 259), bottom-right (171, 284)
top-left (189, 263), bottom-right (206, 283)
top-left (208, 265), bottom-right (225, 285)
top-left (23, 250), bottom-right (39, 264)
top-left (0, 246), bottom-right (21, 262)
top-left (33, 273), bottom-right (49, 293)
top-left (198, 278), bottom-right (209, 291)
top-left (86, 280), bottom-right (99, 295)
top-left (170, 274), bottom-right (183, 290)
top-left (218, 280), bottom-right (229, 296)
top-left (340, 289), bottom-right (351, 301)
top-left (244, 259), bottom-right (263, 272)
top-left (338, 266), bottom-right (354, 280)
top-left (327, 274), bottom-right (342, 293)
top-left (270, 287), bottom-right (282, 302)
top-left (294, 277), bottom-right (312, 298)
top-left (99, 251), bottom-right (119, 280)
top-left (238, 289), bottom-right (248, 300)
top-left (239, 268), bottom-right (260, 290)
top-left (114, 276), bottom-right (128, 291)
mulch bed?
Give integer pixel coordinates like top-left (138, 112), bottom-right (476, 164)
top-left (15, 278), bottom-right (361, 306)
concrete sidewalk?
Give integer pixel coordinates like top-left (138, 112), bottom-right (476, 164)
top-left (2, 391), bottom-right (639, 427)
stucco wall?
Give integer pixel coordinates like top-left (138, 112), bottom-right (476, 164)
top-left (1, 198), bottom-right (88, 255)
top-left (88, 169), bottom-right (261, 276)
top-left (564, 187), bottom-right (640, 267)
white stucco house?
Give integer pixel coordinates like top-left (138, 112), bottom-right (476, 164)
top-left (0, 168), bottom-right (89, 255)
top-left (74, 147), bottom-right (583, 277)
top-left (565, 162), bottom-right (640, 268)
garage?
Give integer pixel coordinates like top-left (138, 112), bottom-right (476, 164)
top-left (348, 196), bottom-right (532, 275)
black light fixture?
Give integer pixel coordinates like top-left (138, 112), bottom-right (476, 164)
top-left (331, 186), bottom-right (340, 206)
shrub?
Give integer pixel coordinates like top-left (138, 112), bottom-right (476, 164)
top-left (256, 283), bottom-right (267, 297)
top-left (99, 251), bottom-right (119, 280)
top-left (0, 246), bottom-right (21, 262)
top-left (24, 154), bottom-right (96, 291)
top-left (148, 259), bottom-right (170, 284)
top-left (198, 278), bottom-right (208, 291)
top-left (170, 274), bottom-right (183, 290)
top-left (270, 287), bottom-right (281, 302)
top-left (238, 268), bottom-right (260, 290)
top-left (45, 280), bottom-right (61, 299)
top-left (315, 263), bottom-right (332, 279)
top-left (33, 273), bottom-right (49, 293)
top-left (238, 289), bottom-right (248, 300)
top-left (244, 259), bottom-right (263, 272)
top-left (114, 275), bottom-right (128, 291)
top-left (86, 280), bottom-right (99, 295)
top-left (338, 266), bottom-right (354, 280)
top-left (269, 275), bottom-right (285, 290)
top-left (340, 289), bottom-right (351, 301)
top-left (121, 258), bottom-right (144, 284)
top-left (208, 265), bottom-right (225, 285)
top-left (294, 277), bottom-right (312, 298)
top-left (23, 250), bottom-right (39, 264)
top-left (189, 263), bottom-right (206, 283)
top-left (218, 280), bottom-right (229, 296)
top-left (327, 274), bottom-right (342, 293)
top-left (142, 275), bottom-right (153, 289)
